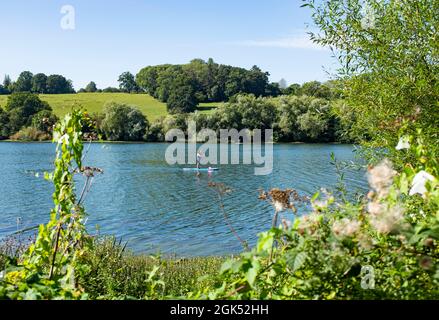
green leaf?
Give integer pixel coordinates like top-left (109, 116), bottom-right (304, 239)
top-left (293, 252), bottom-right (308, 272)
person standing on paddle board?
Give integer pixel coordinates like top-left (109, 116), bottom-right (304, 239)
top-left (196, 151), bottom-right (203, 169)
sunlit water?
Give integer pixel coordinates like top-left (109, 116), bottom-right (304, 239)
top-left (0, 142), bottom-right (367, 256)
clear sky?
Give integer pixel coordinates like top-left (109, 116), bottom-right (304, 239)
top-left (0, 0), bottom-right (336, 90)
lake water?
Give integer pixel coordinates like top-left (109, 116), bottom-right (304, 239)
top-left (0, 142), bottom-right (367, 256)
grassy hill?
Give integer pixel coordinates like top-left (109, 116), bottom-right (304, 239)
top-left (0, 93), bottom-right (220, 121)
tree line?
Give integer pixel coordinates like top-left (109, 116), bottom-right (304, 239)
top-left (0, 71), bottom-right (142, 95)
top-left (0, 80), bottom-right (350, 142)
top-left (83, 93), bottom-right (353, 144)
top-left (136, 59), bottom-right (285, 113)
top-left (0, 72), bottom-right (74, 94)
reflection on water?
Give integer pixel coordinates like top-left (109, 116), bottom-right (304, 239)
top-left (0, 142), bottom-right (367, 256)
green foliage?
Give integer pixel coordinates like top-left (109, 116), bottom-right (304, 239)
top-left (77, 237), bottom-right (224, 299)
top-left (3, 75), bottom-right (12, 92)
top-left (10, 127), bottom-right (51, 141)
top-left (45, 74), bottom-right (75, 94)
top-left (5, 92), bottom-right (52, 133)
top-left (102, 87), bottom-right (121, 93)
top-left (31, 110), bottom-right (59, 133)
top-left (305, 0), bottom-right (439, 160)
top-left (167, 85), bottom-right (198, 114)
top-left (14, 71), bottom-right (33, 92)
top-left (0, 107), bottom-right (10, 139)
top-left (31, 73), bottom-right (48, 94)
top-left (299, 81), bottom-right (332, 99)
top-left (192, 0), bottom-right (439, 300)
top-left (215, 94), bottom-right (278, 131)
top-left (85, 82), bottom-right (98, 93)
top-left (118, 72), bottom-right (140, 93)
top-left (277, 95), bottom-right (330, 142)
top-left (0, 85), bottom-right (9, 95)
top-left (136, 59), bottom-right (278, 108)
top-left (100, 102), bottom-right (149, 141)
top-left (0, 110), bottom-right (92, 299)
top-left (0, 93), bottom-right (168, 122)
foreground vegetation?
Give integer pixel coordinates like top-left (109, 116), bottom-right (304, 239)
top-left (0, 0), bottom-right (438, 300)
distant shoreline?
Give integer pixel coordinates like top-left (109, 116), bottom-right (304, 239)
top-left (0, 140), bottom-right (350, 145)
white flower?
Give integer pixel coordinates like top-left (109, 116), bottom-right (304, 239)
top-left (409, 171), bottom-right (435, 197)
top-left (0, 271), bottom-right (4, 280)
top-left (367, 202), bottom-right (383, 215)
top-left (273, 201), bottom-right (285, 212)
top-left (396, 136), bottom-right (410, 150)
top-left (367, 159), bottom-right (396, 198)
top-left (312, 189), bottom-right (334, 211)
top-left (369, 205), bottom-right (404, 234)
top-left (332, 218), bottom-right (361, 238)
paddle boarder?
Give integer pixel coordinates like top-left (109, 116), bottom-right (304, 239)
top-left (196, 151), bottom-right (203, 170)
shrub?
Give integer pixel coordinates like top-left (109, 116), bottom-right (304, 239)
top-left (100, 102), bottom-right (149, 141)
top-left (5, 92), bottom-right (52, 133)
top-left (31, 110), bottom-right (59, 134)
top-left (10, 127), bottom-right (51, 141)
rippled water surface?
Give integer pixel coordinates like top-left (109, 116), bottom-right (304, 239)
top-left (0, 142), bottom-right (367, 256)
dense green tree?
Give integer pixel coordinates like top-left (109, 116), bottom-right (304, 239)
top-left (215, 94), bottom-right (278, 131)
top-left (284, 83), bottom-right (301, 95)
top-left (85, 81), bottom-right (98, 93)
top-left (102, 87), bottom-right (121, 93)
top-left (14, 71), bottom-right (33, 92)
top-left (46, 75), bottom-right (74, 94)
top-left (136, 59), bottom-right (274, 107)
top-left (277, 95), bottom-right (331, 142)
top-left (305, 0), bottom-right (439, 153)
top-left (5, 92), bottom-right (52, 132)
top-left (0, 85), bottom-right (8, 95)
top-left (299, 81), bottom-right (332, 99)
top-left (0, 107), bottom-right (10, 139)
top-left (166, 84), bottom-right (197, 114)
top-left (118, 72), bottom-right (139, 93)
top-left (3, 75), bottom-right (11, 90)
top-left (100, 102), bottom-right (149, 141)
top-left (31, 73), bottom-right (48, 93)
top-left (31, 109), bottom-right (59, 133)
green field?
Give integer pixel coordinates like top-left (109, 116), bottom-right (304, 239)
top-left (0, 93), bottom-right (219, 121)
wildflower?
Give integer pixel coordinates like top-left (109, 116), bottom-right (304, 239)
top-left (367, 201), bottom-right (383, 215)
top-left (369, 205), bottom-right (404, 234)
top-left (274, 201), bottom-right (285, 212)
top-left (395, 136), bottom-right (410, 150)
top-left (297, 212), bottom-right (321, 234)
top-left (409, 170), bottom-right (435, 197)
top-left (259, 188), bottom-right (305, 213)
top-left (312, 188), bottom-right (334, 211)
top-left (332, 218), bottom-right (361, 238)
top-left (358, 234), bottom-right (373, 250)
top-left (0, 270), bottom-right (4, 280)
top-left (367, 159), bottom-right (396, 198)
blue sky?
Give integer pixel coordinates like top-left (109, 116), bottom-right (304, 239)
top-left (0, 0), bottom-right (335, 90)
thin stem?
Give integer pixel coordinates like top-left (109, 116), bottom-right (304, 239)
top-left (215, 190), bottom-right (248, 251)
top-left (49, 224), bottom-right (62, 280)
